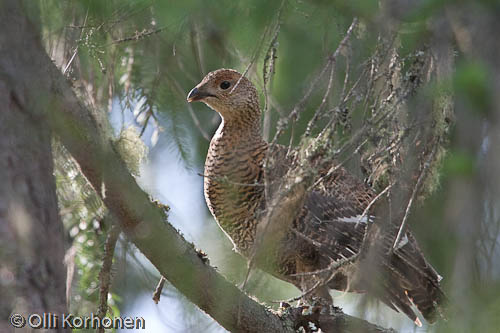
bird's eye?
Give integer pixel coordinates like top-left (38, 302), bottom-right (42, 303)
top-left (220, 81), bottom-right (231, 90)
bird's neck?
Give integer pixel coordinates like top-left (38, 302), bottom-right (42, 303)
top-left (214, 108), bottom-right (263, 146)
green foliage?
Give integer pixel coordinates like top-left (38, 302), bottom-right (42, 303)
top-left (443, 150), bottom-right (476, 177)
top-left (52, 142), bottom-right (118, 320)
top-left (454, 60), bottom-right (492, 115)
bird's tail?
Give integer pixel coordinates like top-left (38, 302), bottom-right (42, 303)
top-left (391, 232), bottom-right (447, 324)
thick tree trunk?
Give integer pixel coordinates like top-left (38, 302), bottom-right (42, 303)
top-left (0, 1), bottom-right (69, 332)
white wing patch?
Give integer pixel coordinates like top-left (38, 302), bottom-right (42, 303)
top-left (395, 234), bottom-right (409, 250)
top-left (338, 215), bottom-right (374, 224)
top-left (345, 246), bottom-right (357, 255)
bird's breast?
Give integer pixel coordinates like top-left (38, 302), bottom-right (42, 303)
top-left (203, 134), bottom-right (267, 254)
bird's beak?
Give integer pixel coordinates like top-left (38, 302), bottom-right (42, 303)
top-left (187, 86), bottom-right (216, 103)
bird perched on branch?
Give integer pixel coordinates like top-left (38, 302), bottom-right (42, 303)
top-left (187, 68), bottom-right (445, 326)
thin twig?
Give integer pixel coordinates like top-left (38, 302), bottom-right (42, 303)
top-left (272, 17), bottom-right (358, 144)
top-left (279, 253), bottom-right (359, 303)
top-left (283, 280), bottom-right (322, 303)
top-left (111, 27), bottom-right (167, 45)
top-left (97, 225), bottom-right (120, 333)
top-left (391, 138), bottom-right (440, 250)
top-left (317, 86), bottom-right (411, 172)
top-left (63, 8), bottom-right (89, 75)
top-left (190, 22), bottom-right (206, 76)
top-left (309, 138), bottom-right (368, 190)
top-left (262, 12), bottom-right (282, 141)
top-left (166, 73), bottom-right (211, 140)
top-left (304, 62), bottom-right (336, 137)
top-left (289, 253), bottom-right (359, 278)
top-left (138, 68), bottom-right (161, 137)
top-left (152, 276), bottom-right (167, 304)
top-left (231, 5), bottom-right (282, 97)
top-left (357, 183), bottom-right (393, 226)
top-left (187, 105), bottom-right (211, 141)
top-left (339, 53), bottom-right (350, 102)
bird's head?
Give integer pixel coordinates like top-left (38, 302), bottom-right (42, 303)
top-left (187, 69), bottom-right (260, 123)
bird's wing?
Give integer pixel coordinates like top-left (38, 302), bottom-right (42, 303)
top-left (294, 190), bottom-right (369, 263)
top-left (263, 144), bottom-right (445, 322)
top-left (292, 187), bottom-right (445, 323)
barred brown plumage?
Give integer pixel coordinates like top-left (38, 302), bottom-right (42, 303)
top-left (187, 68), bottom-right (446, 326)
